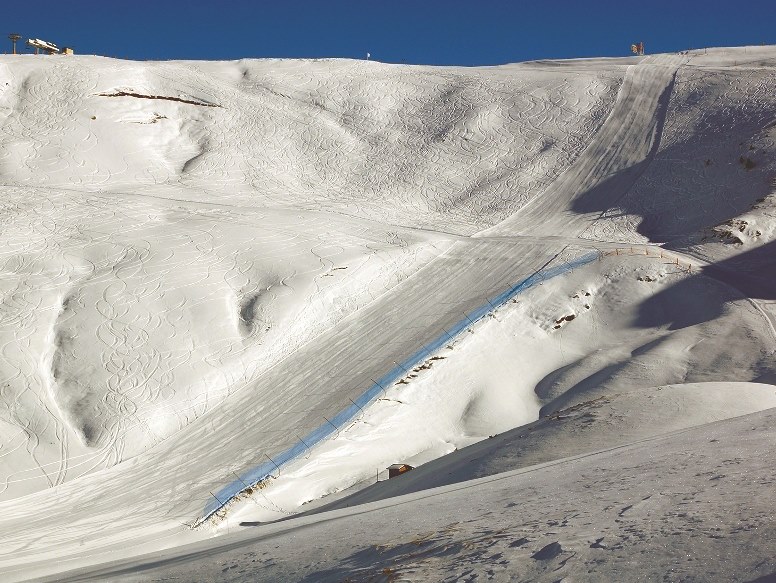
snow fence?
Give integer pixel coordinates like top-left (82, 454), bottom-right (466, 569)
top-left (196, 250), bottom-right (600, 525)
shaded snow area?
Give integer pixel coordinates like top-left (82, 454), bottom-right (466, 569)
top-left (54, 408), bottom-right (776, 583)
top-left (0, 46), bottom-right (775, 582)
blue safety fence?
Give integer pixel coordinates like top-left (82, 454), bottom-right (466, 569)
top-left (197, 251), bottom-right (600, 525)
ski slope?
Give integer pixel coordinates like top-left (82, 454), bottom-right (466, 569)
top-left (0, 46), bottom-right (775, 581)
top-left (48, 407), bottom-right (776, 583)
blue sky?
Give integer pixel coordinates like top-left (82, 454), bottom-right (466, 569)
top-left (4, 0), bottom-right (775, 64)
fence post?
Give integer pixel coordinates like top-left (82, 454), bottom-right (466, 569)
top-left (232, 471), bottom-right (250, 490)
top-left (322, 415), bottom-right (339, 434)
top-left (371, 377), bottom-right (387, 397)
top-left (265, 453), bottom-right (281, 475)
top-left (297, 434), bottom-right (312, 457)
top-left (349, 397), bottom-right (366, 416)
top-left (393, 360), bottom-right (409, 373)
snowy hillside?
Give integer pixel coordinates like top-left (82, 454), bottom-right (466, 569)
top-left (0, 46), bottom-right (775, 581)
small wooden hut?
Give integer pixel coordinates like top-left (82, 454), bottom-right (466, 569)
top-left (387, 463), bottom-right (414, 479)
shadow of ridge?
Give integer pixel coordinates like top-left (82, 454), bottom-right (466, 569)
top-left (295, 522), bottom-right (515, 583)
top-left (701, 239), bottom-right (776, 300)
top-left (537, 361), bottom-right (626, 416)
top-left (296, 534), bottom-right (469, 583)
top-left (570, 158), bottom-right (651, 215)
top-left (571, 68), bottom-right (774, 243)
top-left (571, 75), bottom-right (675, 216)
top-left (635, 240), bottom-right (776, 330)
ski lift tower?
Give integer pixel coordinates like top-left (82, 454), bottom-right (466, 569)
top-left (9, 33), bottom-right (21, 55)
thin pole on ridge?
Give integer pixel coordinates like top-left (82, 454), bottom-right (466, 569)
top-left (369, 378), bottom-right (388, 400)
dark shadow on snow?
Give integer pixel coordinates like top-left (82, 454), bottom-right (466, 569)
top-left (571, 73), bottom-right (675, 217)
top-left (571, 69), bottom-right (775, 243)
top-left (635, 239), bottom-right (776, 330)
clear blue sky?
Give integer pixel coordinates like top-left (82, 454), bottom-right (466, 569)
top-left (4, 0), bottom-right (775, 64)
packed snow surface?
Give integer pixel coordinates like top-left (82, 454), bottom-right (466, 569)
top-left (0, 45), bottom-right (775, 581)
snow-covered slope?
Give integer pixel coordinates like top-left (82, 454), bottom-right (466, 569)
top-left (0, 46), bottom-right (774, 581)
top-left (314, 381), bottom-right (776, 512)
top-left (47, 407), bottom-right (776, 583)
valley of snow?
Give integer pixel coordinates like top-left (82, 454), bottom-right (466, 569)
top-left (0, 46), bottom-right (774, 582)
